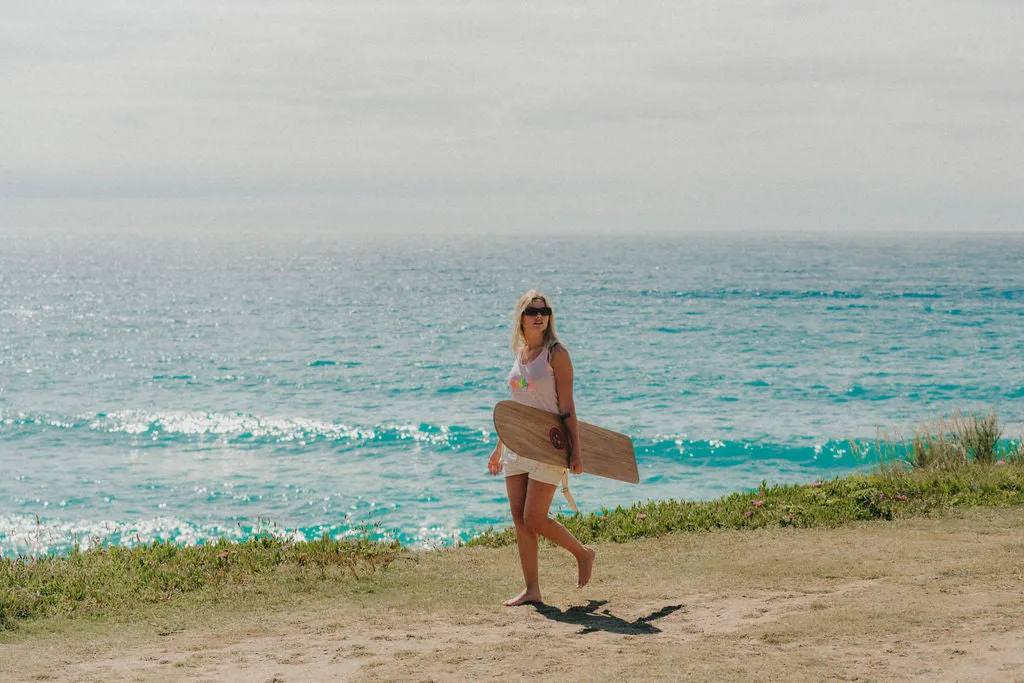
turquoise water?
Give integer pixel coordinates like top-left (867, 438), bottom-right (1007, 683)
top-left (2, 232), bottom-right (1023, 556)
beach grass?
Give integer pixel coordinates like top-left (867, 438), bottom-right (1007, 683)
top-left (2, 411), bottom-right (1022, 632)
top-left (867, 407), bottom-right (1008, 471)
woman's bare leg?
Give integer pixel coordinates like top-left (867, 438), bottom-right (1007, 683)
top-left (504, 474), bottom-right (542, 606)
top-left (522, 480), bottom-right (596, 589)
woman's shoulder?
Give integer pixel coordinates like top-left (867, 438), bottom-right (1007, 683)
top-left (548, 341), bottom-right (570, 361)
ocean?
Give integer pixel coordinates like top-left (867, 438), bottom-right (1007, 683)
top-left (2, 231), bottom-right (1022, 557)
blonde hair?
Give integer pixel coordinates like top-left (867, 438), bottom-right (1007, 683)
top-left (510, 289), bottom-right (560, 355)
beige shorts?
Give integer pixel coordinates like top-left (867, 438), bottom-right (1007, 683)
top-left (501, 448), bottom-right (566, 486)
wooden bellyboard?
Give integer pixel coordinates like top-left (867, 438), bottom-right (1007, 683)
top-left (493, 400), bottom-right (639, 484)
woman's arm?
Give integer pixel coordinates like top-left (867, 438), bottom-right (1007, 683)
top-left (550, 345), bottom-right (583, 474)
top-left (488, 438), bottom-right (504, 475)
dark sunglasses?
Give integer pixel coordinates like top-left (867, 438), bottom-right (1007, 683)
top-left (523, 306), bottom-right (552, 317)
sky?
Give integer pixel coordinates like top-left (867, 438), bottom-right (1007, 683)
top-left (3, 0), bottom-right (1023, 237)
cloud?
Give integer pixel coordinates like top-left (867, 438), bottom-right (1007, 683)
top-left (2, 0), bottom-right (1022, 234)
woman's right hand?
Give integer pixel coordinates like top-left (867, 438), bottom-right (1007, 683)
top-left (487, 448), bottom-right (503, 475)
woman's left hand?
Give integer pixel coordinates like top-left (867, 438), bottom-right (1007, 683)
top-left (568, 452), bottom-right (583, 475)
top-left (488, 448), bottom-right (503, 475)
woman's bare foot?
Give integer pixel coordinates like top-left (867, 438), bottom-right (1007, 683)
top-left (576, 546), bottom-right (596, 588)
top-left (503, 588), bottom-right (542, 606)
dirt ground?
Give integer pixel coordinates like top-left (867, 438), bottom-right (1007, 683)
top-left (3, 507), bottom-right (1023, 682)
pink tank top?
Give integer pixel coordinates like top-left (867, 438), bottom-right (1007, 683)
top-left (507, 345), bottom-right (560, 415)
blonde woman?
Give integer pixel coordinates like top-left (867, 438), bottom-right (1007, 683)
top-left (488, 290), bottom-right (595, 606)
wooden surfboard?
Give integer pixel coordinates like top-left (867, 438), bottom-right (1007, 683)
top-left (493, 400), bottom-right (639, 484)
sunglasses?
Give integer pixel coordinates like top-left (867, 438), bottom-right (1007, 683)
top-left (522, 306), bottom-right (552, 317)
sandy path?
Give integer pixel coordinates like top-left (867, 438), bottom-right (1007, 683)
top-left (4, 507), bottom-right (1024, 682)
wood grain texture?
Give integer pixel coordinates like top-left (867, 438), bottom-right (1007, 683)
top-left (493, 400), bottom-right (639, 484)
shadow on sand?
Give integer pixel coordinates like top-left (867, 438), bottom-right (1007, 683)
top-left (533, 600), bottom-right (682, 635)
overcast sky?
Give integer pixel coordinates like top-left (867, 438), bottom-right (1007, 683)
top-left (3, 1), bottom-right (1023, 236)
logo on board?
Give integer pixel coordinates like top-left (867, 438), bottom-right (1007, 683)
top-left (547, 426), bottom-right (566, 451)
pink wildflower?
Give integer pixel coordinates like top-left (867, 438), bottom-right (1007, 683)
top-left (219, 551), bottom-right (229, 559)
top-left (745, 510), bottom-right (753, 517)
top-left (752, 500), bottom-right (763, 507)
top-left (996, 460), bottom-right (1007, 466)
top-left (811, 481), bottom-right (822, 487)
top-left (637, 513), bottom-right (647, 520)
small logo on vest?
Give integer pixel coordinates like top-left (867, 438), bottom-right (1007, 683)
top-left (548, 426), bottom-right (567, 451)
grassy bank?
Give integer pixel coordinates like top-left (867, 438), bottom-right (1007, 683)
top-left (2, 411), bottom-right (1022, 632)
top-left (469, 460), bottom-right (1024, 547)
top-left (0, 533), bottom-right (402, 632)
top-left (471, 409), bottom-right (1023, 546)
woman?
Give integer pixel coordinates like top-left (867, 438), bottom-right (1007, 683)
top-left (488, 290), bottom-right (596, 606)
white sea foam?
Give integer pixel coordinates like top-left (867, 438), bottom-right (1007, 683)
top-left (0, 512), bottom-right (470, 557)
top-left (0, 513), bottom-right (310, 558)
top-left (82, 410), bottom-right (467, 447)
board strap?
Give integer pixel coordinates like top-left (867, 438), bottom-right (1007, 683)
top-left (560, 471), bottom-right (579, 513)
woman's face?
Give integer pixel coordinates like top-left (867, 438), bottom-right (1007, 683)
top-left (522, 297), bottom-right (551, 335)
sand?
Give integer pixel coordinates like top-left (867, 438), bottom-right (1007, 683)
top-left (3, 506), bottom-right (1023, 682)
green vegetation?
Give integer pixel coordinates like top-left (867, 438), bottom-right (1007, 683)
top-left (468, 461), bottom-right (1024, 547)
top-left (1, 531), bottom-right (401, 632)
top-left (468, 410), bottom-right (1024, 547)
top-left (875, 408), bottom-right (1008, 470)
top-left (2, 410), bottom-right (1022, 631)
